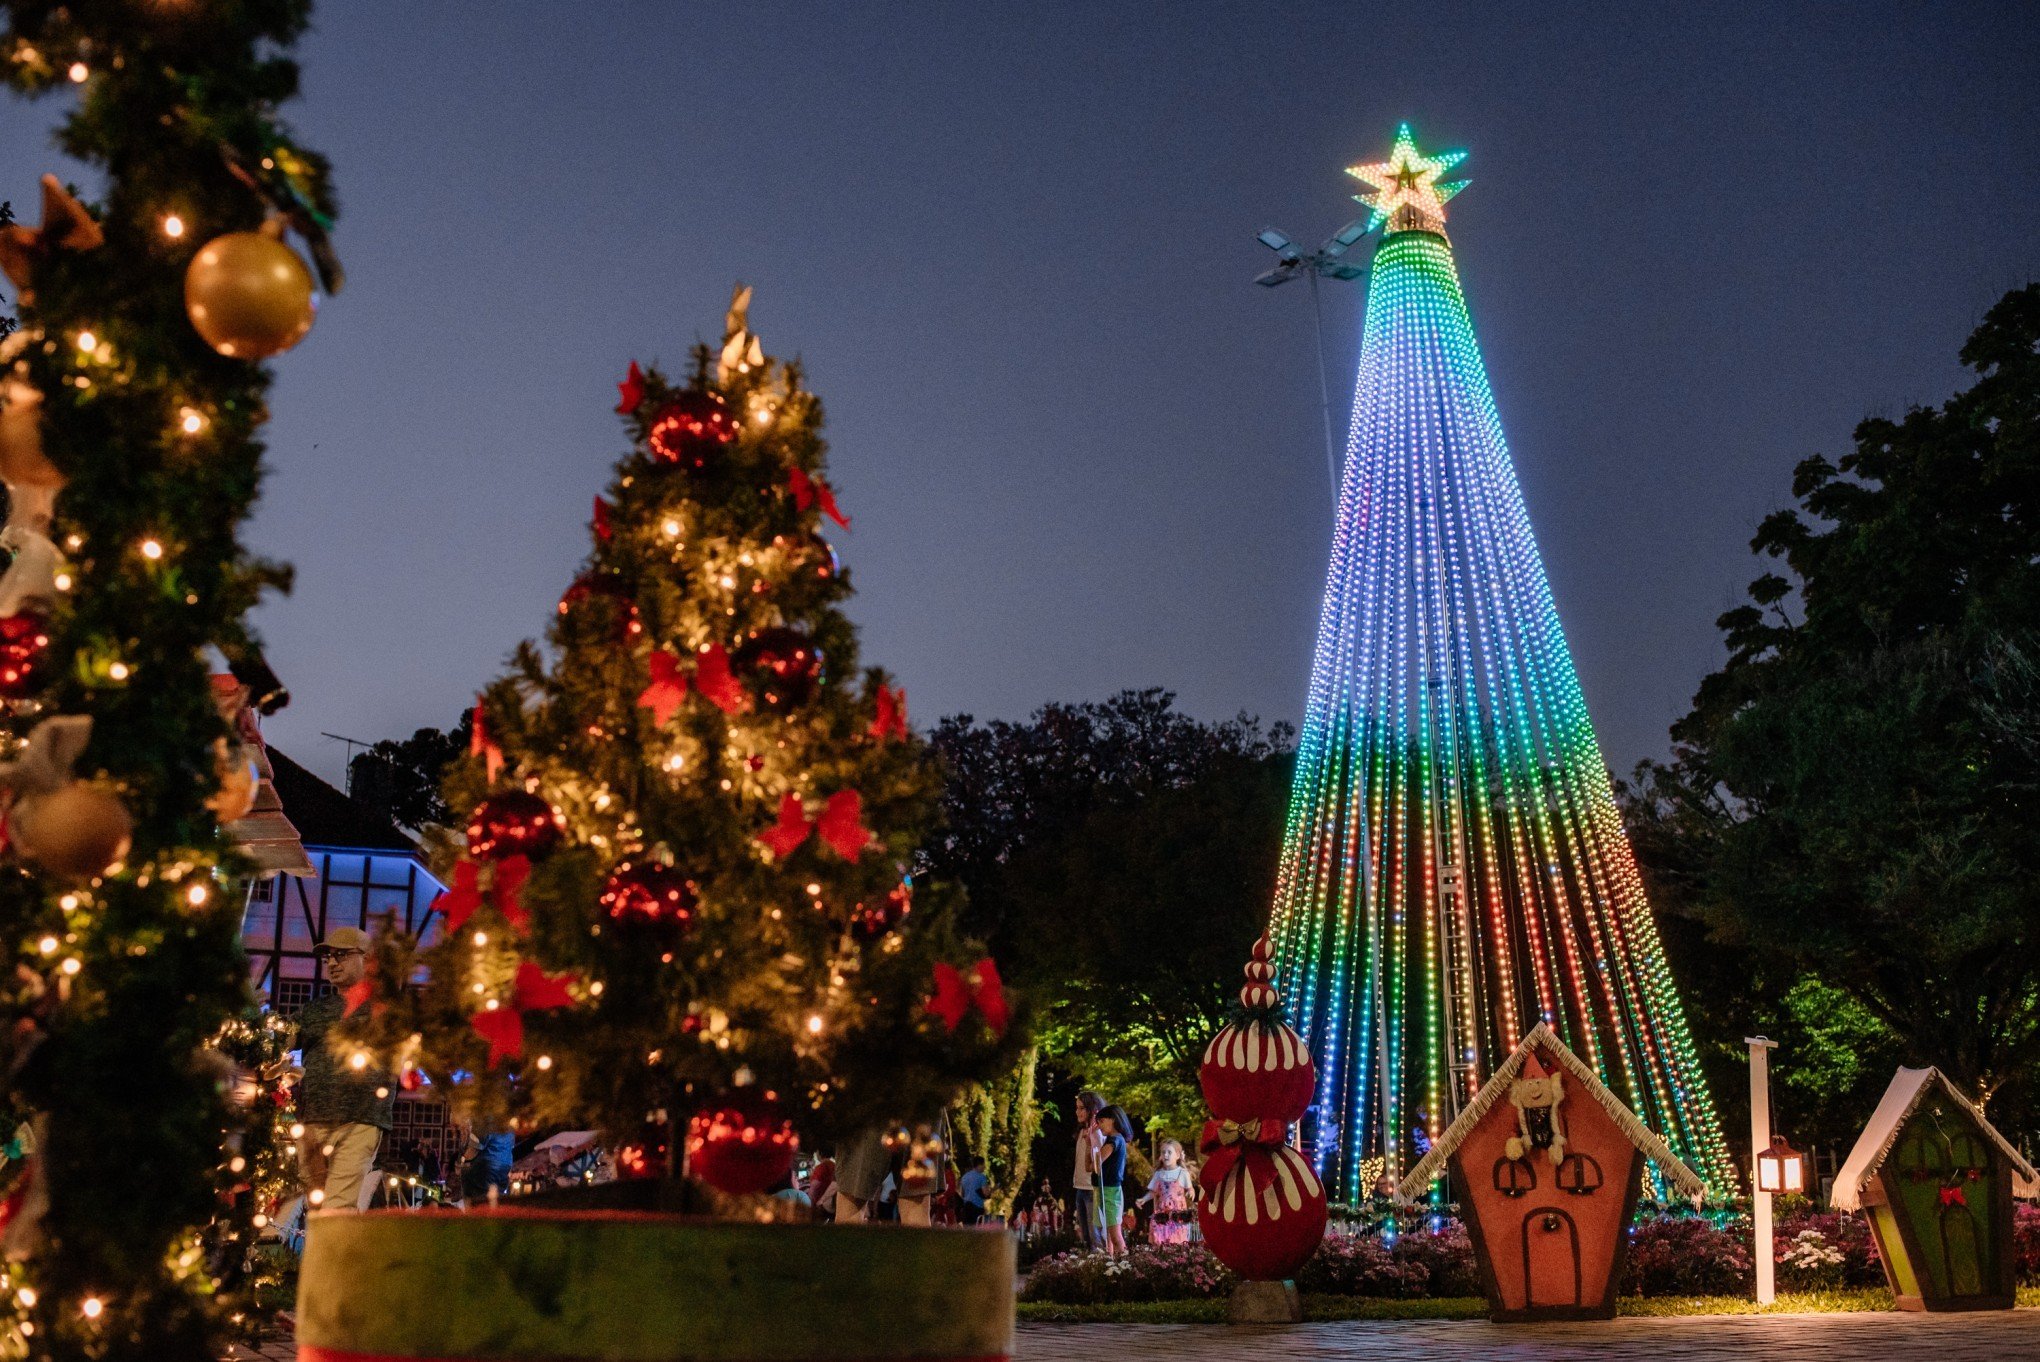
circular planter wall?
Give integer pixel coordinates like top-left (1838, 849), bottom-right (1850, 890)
top-left (296, 1208), bottom-right (1015, 1362)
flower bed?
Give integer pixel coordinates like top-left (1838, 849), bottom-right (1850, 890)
top-left (1021, 1204), bottom-right (2040, 1306)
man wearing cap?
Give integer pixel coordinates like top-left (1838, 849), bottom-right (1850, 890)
top-left (282, 926), bottom-right (395, 1212)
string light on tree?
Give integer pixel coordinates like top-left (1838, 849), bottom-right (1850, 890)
top-left (1267, 126), bottom-right (1736, 1201)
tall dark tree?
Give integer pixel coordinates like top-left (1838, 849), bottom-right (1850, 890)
top-left (930, 691), bottom-right (1293, 1137)
top-left (347, 711), bottom-right (470, 831)
top-left (1633, 284), bottom-right (2040, 1123)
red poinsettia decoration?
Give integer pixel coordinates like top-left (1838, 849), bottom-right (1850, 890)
top-left (637, 648), bottom-right (689, 727)
top-left (926, 958), bottom-right (1008, 1036)
top-left (789, 467), bottom-right (850, 530)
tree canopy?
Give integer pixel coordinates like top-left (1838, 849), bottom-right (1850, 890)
top-left (1627, 284), bottom-right (2040, 1123)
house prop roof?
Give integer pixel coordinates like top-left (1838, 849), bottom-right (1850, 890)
top-left (1832, 1066), bottom-right (2039, 1212)
top-left (1396, 1021), bottom-right (1707, 1203)
top-left (264, 748), bottom-right (419, 855)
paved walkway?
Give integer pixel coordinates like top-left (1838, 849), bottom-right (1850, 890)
top-left (1016, 1311), bottom-right (2040, 1360)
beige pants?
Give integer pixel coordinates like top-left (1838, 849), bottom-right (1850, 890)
top-left (300, 1121), bottom-right (382, 1212)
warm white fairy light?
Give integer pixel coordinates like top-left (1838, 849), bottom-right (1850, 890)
top-left (162, 214), bottom-right (185, 239)
top-left (66, 61), bottom-right (86, 83)
top-left (140, 539), bottom-right (164, 560)
top-left (178, 406), bottom-right (205, 433)
top-left (75, 330), bottom-right (96, 353)
top-left (184, 883), bottom-right (206, 906)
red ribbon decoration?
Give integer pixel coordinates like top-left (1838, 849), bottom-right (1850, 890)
top-left (432, 856), bottom-right (532, 937)
top-left (615, 360), bottom-right (646, 415)
top-left (815, 789), bottom-right (873, 861)
top-left (1939, 1185), bottom-right (1967, 1207)
top-left (470, 701), bottom-right (504, 784)
top-left (693, 642), bottom-right (749, 715)
top-left (471, 962), bottom-right (579, 1066)
top-left (637, 648), bottom-right (689, 727)
top-left (869, 683), bottom-right (908, 743)
top-left (789, 467), bottom-right (851, 530)
top-left (592, 495), bottom-right (614, 544)
top-left (1197, 1116), bottom-right (1290, 1190)
top-left (926, 958), bottom-right (1008, 1036)
top-left (757, 792), bottom-right (813, 858)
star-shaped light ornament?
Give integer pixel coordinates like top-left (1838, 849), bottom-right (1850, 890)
top-left (1345, 123), bottom-right (1468, 236)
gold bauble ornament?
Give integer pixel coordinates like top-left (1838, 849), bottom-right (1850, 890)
top-left (0, 368), bottom-right (63, 491)
top-left (184, 230), bottom-right (316, 359)
top-left (10, 781), bottom-right (132, 881)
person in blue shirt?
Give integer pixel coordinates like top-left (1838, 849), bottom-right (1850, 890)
top-left (957, 1156), bottom-right (991, 1225)
top-left (1096, 1106), bottom-right (1133, 1258)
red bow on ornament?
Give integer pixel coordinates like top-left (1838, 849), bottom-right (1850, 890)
top-left (926, 958), bottom-right (1009, 1036)
top-left (433, 856), bottom-right (532, 937)
top-left (616, 361), bottom-right (647, 415)
top-left (693, 642), bottom-right (750, 715)
top-left (869, 684), bottom-right (908, 743)
top-left (1939, 1186), bottom-right (1968, 1207)
top-left (1197, 1116), bottom-right (1291, 1190)
top-left (789, 467), bottom-right (850, 530)
top-left (471, 961), bottom-right (580, 1066)
top-left (755, 790), bottom-right (874, 862)
top-left (637, 648), bottom-right (690, 727)
top-left (471, 701), bottom-right (504, 783)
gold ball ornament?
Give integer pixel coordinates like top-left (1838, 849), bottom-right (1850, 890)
top-left (184, 231), bottom-right (316, 359)
top-left (10, 781), bottom-right (132, 881)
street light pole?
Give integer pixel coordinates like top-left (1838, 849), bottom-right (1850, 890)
top-left (1746, 1035), bottom-right (1778, 1304)
top-left (1255, 220), bottom-right (1371, 496)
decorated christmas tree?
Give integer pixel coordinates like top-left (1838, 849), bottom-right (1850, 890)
top-left (354, 290), bottom-right (1015, 1199)
top-left (1267, 126), bottom-right (1737, 1199)
top-left (0, 1), bottom-right (341, 1356)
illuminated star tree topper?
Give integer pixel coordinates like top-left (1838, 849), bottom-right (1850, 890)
top-left (1346, 122), bottom-right (1469, 235)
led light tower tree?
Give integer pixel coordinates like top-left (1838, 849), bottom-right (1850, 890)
top-left (1268, 126), bottom-right (1737, 1200)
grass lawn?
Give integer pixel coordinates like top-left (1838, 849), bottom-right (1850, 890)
top-left (1016, 1285), bottom-right (2040, 1324)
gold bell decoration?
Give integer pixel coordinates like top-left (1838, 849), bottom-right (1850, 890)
top-left (184, 219), bottom-right (316, 359)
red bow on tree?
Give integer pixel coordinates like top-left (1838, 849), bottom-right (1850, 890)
top-left (616, 360), bottom-right (647, 415)
top-left (593, 495), bottom-right (614, 544)
top-left (926, 958), bottom-right (1008, 1035)
top-left (341, 970), bottom-right (382, 1021)
top-left (637, 648), bottom-right (689, 727)
top-left (433, 856), bottom-right (533, 937)
top-left (471, 701), bottom-right (504, 784)
top-left (789, 467), bottom-right (850, 530)
top-left (471, 961), bottom-right (580, 1066)
top-left (693, 642), bottom-right (750, 715)
top-left (869, 684), bottom-right (908, 743)
top-left (756, 790), bottom-right (873, 862)
top-left (1939, 1185), bottom-right (1967, 1207)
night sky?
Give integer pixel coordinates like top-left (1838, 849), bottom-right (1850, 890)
top-left (7, 4), bottom-right (2038, 788)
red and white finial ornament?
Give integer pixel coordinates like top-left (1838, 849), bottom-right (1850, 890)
top-left (1199, 935), bottom-right (1314, 1123)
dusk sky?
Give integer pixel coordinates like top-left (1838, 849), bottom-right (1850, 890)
top-left (9, 3), bottom-right (2037, 788)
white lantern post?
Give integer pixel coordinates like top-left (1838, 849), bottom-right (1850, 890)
top-left (1746, 1035), bottom-right (1777, 1304)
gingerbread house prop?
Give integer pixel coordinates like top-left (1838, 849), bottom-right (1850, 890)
top-left (1833, 1066), bottom-right (2038, 1312)
top-left (1397, 1023), bottom-right (1704, 1322)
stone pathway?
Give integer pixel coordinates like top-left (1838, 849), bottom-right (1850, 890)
top-left (1015, 1310), bottom-right (2040, 1361)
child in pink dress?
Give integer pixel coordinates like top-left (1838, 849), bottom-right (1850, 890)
top-left (1139, 1139), bottom-right (1196, 1245)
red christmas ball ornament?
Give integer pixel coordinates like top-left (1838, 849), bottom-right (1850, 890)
top-left (466, 791), bottom-right (564, 860)
top-left (0, 609), bottom-right (53, 699)
top-left (598, 860), bottom-right (699, 928)
top-left (647, 391), bottom-right (738, 470)
top-left (686, 1090), bottom-right (798, 1195)
top-left (1199, 936), bottom-right (1315, 1123)
top-left (734, 626), bottom-right (824, 710)
top-left (1197, 1141), bottom-right (1328, 1280)
top-left (848, 876), bottom-right (912, 942)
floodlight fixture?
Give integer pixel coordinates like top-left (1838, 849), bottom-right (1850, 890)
top-left (1252, 219), bottom-right (1375, 492)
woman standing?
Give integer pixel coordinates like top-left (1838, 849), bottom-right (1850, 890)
top-left (1138, 1138), bottom-right (1196, 1245)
